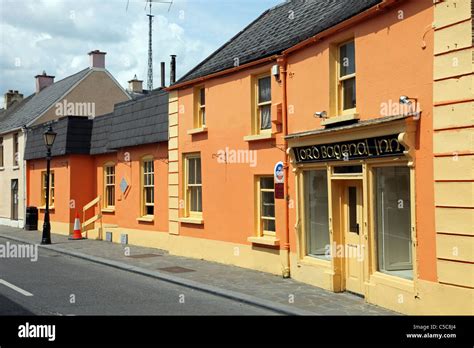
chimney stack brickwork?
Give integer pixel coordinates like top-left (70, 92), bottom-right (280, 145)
top-left (35, 71), bottom-right (55, 94)
top-left (4, 90), bottom-right (24, 109)
top-left (88, 50), bottom-right (106, 69)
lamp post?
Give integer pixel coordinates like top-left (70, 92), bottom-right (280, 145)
top-left (41, 124), bottom-right (56, 245)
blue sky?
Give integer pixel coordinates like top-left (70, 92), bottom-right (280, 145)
top-left (0, 0), bottom-right (282, 104)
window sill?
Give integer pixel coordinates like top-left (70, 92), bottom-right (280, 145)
top-left (247, 236), bottom-right (280, 246)
top-left (39, 206), bottom-right (55, 212)
top-left (321, 113), bottom-right (359, 127)
top-left (243, 133), bottom-right (274, 142)
top-left (187, 126), bottom-right (208, 135)
top-left (179, 217), bottom-right (204, 225)
top-left (0, 167), bottom-right (4, 171)
top-left (101, 208), bottom-right (115, 213)
top-left (12, 166), bottom-right (19, 171)
top-left (137, 216), bottom-right (154, 223)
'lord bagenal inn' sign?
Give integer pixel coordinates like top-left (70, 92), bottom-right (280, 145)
top-left (292, 134), bottom-right (405, 164)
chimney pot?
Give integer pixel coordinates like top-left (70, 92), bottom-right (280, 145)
top-left (170, 55), bottom-right (176, 85)
top-left (35, 71), bottom-right (55, 94)
top-left (161, 62), bottom-right (166, 88)
top-left (88, 50), bottom-right (106, 69)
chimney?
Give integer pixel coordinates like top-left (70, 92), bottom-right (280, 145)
top-left (35, 71), bottom-right (55, 94)
top-left (88, 50), bottom-right (106, 69)
top-left (4, 90), bottom-right (23, 109)
top-left (128, 74), bottom-right (143, 94)
top-left (170, 55), bottom-right (176, 85)
top-left (160, 62), bottom-right (166, 88)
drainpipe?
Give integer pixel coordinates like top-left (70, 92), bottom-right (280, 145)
top-left (278, 56), bottom-right (291, 278)
top-left (21, 125), bottom-right (27, 229)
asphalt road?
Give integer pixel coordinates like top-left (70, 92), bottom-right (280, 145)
top-left (0, 237), bottom-right (277, 315)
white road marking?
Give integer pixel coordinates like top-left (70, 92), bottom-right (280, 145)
top-left (0, 279), bottom-right (34, 296)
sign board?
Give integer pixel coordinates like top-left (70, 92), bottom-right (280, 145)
top-left (274, 161), bottom-right (284, 184)
top-left (274, 183), bottom-right (284, 200)
top-left (292, 134), bottom-right (405, 164)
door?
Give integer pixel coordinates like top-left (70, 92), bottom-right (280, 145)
top-left (343, 181), bottom-right (364, 295)
top-left (11, 179), bottom-right (18, 221)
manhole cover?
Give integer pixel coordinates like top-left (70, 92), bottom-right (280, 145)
top-left (127, 253), bottom-right (162, 259)
top-left (158, 266), bottom-right (195, 273)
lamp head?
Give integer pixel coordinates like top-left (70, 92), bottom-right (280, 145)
top-left (43, 124), bottom-right (57, 149)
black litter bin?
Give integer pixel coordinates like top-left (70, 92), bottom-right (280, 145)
top-left (25, 206), bottom-right (38, 231)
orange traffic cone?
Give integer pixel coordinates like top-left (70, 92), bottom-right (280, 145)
top-left (69, 211), bottom-right (84, 240)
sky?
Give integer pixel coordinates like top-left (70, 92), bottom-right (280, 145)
top-left (0, 0), bottom-right (282, 106)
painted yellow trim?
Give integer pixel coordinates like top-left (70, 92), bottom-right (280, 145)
top-left (179, 217), bottom-right (204, 225)
top-left (136, 216), bottom-right (154, 223)
top-left (321, 113), bottom-right (359, 126)
top-left (247, 236), bottom-right (280, 246)
top-left (243, 133), bottom-right (274, 142)
top-left (187, 126), bottom-right (208, 135)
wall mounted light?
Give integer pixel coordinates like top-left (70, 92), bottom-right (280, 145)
top-left (314, 111), bottom-right (328, 119)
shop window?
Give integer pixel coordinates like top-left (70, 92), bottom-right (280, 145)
top-left (0, 137), bottom-right (4, 167)
top-left (184, 154), bottom-right (202, 217)
top-left (257, 176), bottom-right (276, 236)
top-left (375, 166), bottom-right (413, 280)
top-left (338, 40), bottom-right (356, 115)
top-left (142, 158), bottom-right (154, 216)
top-left (41, 171), bottom-right (55, 207)
top-left (104, 164), bottom-right (115, 208)
top-left (253, 74), bottom-right (272, 134)
top-left (194, 86), bottom-right (206, 128)
top-left (304, 170), bottom-right (330, 259)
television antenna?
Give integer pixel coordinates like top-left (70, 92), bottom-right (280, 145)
top-left (126, 0), bottom-right (173, 91)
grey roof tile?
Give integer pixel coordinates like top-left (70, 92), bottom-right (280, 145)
top-left (176, 0), bottom-right (382, 84)
top-left (0, 68), bottom-right (90, 134)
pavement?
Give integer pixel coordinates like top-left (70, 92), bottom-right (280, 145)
top-left (0, 226), bottom-right (395, 315)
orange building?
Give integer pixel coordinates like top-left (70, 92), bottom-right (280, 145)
top-left (25, 90), bottom-right (170, 241)
top-left (165, 0), bottom-right (473, 314)
top-left (23, 0), bottom-right (473, 315)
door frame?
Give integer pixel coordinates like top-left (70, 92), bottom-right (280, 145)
top-left (11, 179), bottom-right (18, 221)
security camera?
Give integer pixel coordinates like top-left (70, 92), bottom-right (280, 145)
top-left (399, 96), bottom-right (412, 105)
top-left (314, 111), bottom-right (328, 119)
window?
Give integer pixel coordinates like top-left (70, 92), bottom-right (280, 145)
top-left (338, 40), bottom-right (356, 114)
top-left (104, 164), bottom-right (115, 208)
top-left (184, 155), bottom-right (202, 217)
top-left (257, 177), bottom-right (275, 236)
top-left (375, 166), bottom-right (412, 279)
top-left (13, 133), bottom-right (19, 166)
top-left (255, 75), bottom-right (272, 133)
top-left (305, 170), bottom-right (330, 259)
top-left (0, 137), bottom-right (3, 167)
top-left (195, 87), bottom-right (206, 128)
top-left (41, 171), bottom-right (55, 207)
top-left (142, 159), bottom-right (154, 216)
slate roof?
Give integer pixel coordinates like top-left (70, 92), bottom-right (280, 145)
top-left (25, 90), bottom-right (169, 160)
top-left (90, 112), bottom-right (114, 155)
top-left (0, 68), bottom-right (91, 134)
top-left (24, 116), bottom-right (93, 161)
top-left (176, 0), bottom-right (382, 84)
top-left (107, 89), bottom-right (169, 150)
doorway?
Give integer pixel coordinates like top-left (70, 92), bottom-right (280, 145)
top-left (11, 179), bottom-right (18, 221)
top-left (338, 180), bottom-right (364, 295)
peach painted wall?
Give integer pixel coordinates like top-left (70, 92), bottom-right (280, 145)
top-left (176, 0), bottom-right (435, 280)
top-left (94, 143), bottom-right (169, 233)
top-left (285, 0), bottom-right (435, 281)
top-left (178, 64), bottom-right (287, 246)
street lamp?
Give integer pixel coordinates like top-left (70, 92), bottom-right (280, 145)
top-left (41, 124), bottom-right (56, 245)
